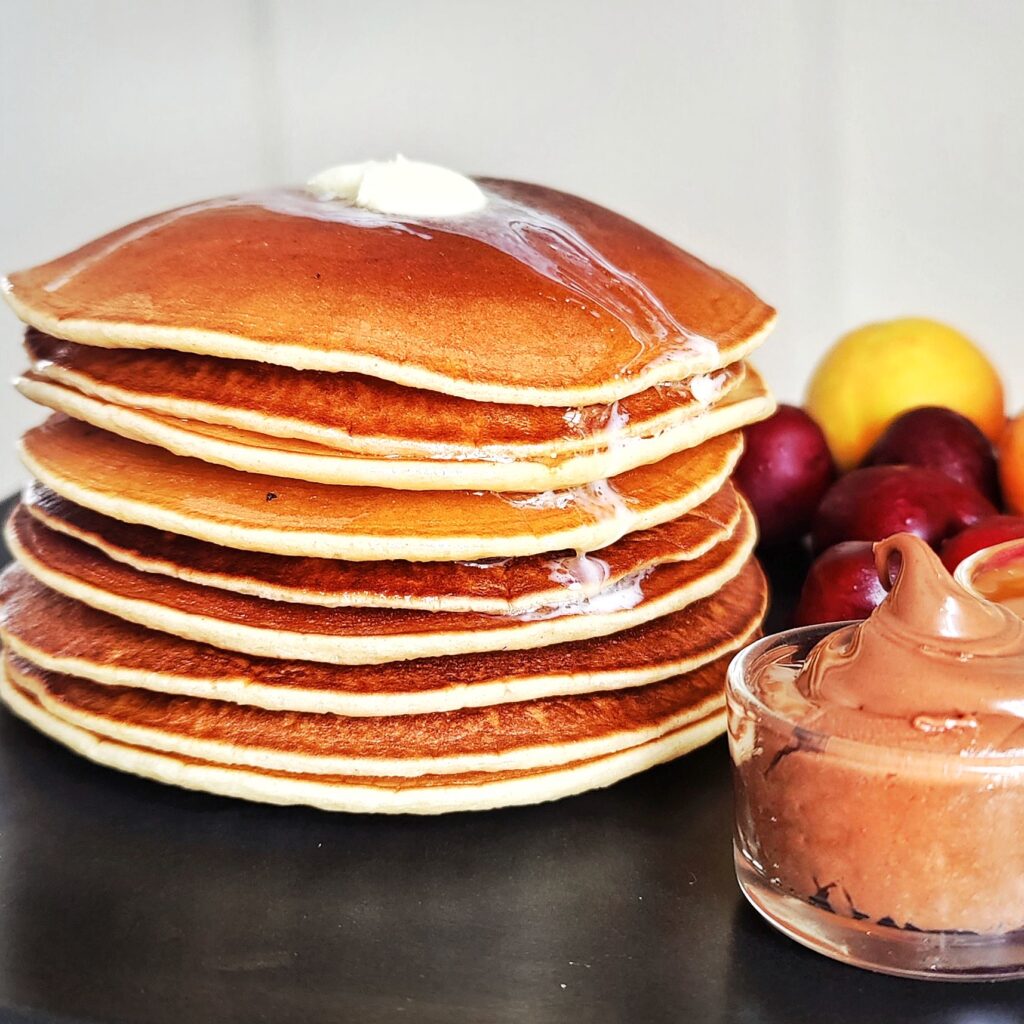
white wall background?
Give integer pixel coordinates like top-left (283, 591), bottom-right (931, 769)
top-left (1, 0), bottom-right (1022, 491)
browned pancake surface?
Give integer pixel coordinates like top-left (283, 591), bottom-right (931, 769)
top-left (0, 562), bottom-right (767, 697)
top-left (25, 331), bottom-right (744, 452)
top-left (20, 416), bottom-right (743, 556)
top-left (8, 506), bottom-right (754, 639)
top-left (7, 651), bottom-right (727, 760)
top-left (6, 182), bottom-right (774, 402)
top-left (3, 674), bottom-right (722, 792)
top-left (24, 482), bottom-right (741, 607)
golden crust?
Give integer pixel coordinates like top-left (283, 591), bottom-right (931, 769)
top-left (23, 481), bottom-right (743, 612)
top-left (0, 562), bottom-right (767, 715)
top-left (6, 504), bottom-right (757, 663)
top-left (6, 650), bottom-right (728, 770)
top-left (0, 668), bottom-right (728, 812)
top-left (13, 365), bottom-right (774, 491)
top-left (19, 416), bottom-right (744, 560)
top-left (23, 330), bottom-right (747, 457)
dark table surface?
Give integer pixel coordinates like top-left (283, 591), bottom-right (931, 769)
top-left (1, 506), bottom-right (1023, 1024)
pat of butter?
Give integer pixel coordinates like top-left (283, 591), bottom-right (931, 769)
top-left (307, 156), bottom-right (486, 217)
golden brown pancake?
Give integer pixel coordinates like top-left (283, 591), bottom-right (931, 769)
top-left (7, 505), bottom-right (757, 663)
top-left (3, 181), bottom-right (775, 406)
top-left (24, 481), bottom-right (742, 612)
top-left (0, 562), bottom-right (767, 714)
top-left (24, 329), bottom-right (746, 459)
top-left (15, 367), bottom-right (773, 491)
top-left (5, 650), bottom-right (728, 776)
top-left (14, 366), bottom-right (774, 491)
top-left (20, 416), bottom-right (745, 560)
top-left (0, 668), bottom-right (727, 813)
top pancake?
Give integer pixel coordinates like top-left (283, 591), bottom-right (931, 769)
top-left (3, 180), bottom-right (775, 405)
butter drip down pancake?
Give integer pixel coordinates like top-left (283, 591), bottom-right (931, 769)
top-left (19, 416), bottom-right (744, 561)
top-left (23, 482), bottom-right (743, 613)
top-left (0, 563), bottom-right (767, 715)
top-left (24, 330), bottom-right (747, 461)
top-left (4, 651), bottom-right (729, 776)
top-left (0, 668), bottom-right (727, 814)
top-left (15, 366), bottom-right (773, 491)
top-left (3, 181), bottom-right (775, 406)
top-left (7, 505), bottom-right (757, 663)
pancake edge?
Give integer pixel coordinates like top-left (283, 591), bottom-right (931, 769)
top-left (0, 564), bottom-right (767, 716)
top-left (0, 666), bottom-right (727, 813)
top-left (16, 372), bottom-right (774, 492)
top-left (6, 652), bottom-right (726, 778)
top-left (6, 510), bottom-right (757, 665)
top-left (17, 428), bottom-right (744, 561)
top-left (22, 482), bottom-right (743, 612)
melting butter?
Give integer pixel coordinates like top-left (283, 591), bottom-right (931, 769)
top-left (500, 478), bottom-right (633, 521)
top-left (545, 552), bottom-right (612, 592)
top-left (307, 156), bottom-right (486, 217)
top-left (509, 568), bottom-right (652, 622)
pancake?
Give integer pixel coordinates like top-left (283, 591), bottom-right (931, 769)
top-left (0, 668), bottom-right (726, 813)
top-left (3, 180), bottom-right (775, 406)
top-left (0, 562), bottom-right (767, 714)
top-left (24, 329), bottom-right (747, 460)
top-left (23, 481), bottom-right (743, 612)
top-left (7, 505), bottom-right (757, 663)
top-left (14, 367), bottom-right (774, 491)
top-left (5, 650), bottom-right (728, 776)
top-left (20, 416), bottom-right (745, 560)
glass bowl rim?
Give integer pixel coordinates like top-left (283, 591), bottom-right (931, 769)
top-left (955, 536), bottom-right (1024, 594)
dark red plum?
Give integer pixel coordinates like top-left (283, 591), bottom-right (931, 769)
top-left (794, 541), bottom-right (888, 626)
top-left (812, 465), bottom-right (996, 553)
top-left (864, 406), bottom-right (1000, 504)
top-left (734, 404), bottom-right (836, 546)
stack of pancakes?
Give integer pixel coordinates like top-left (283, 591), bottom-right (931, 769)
top-left (0, 177), bottom-right (775, 813)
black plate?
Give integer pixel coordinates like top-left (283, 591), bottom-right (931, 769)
top-left (0, 500), bottom-right (1020, 1023)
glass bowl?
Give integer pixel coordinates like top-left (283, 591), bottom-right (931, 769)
top-left (727, 622), bottom-right (1024, 981)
